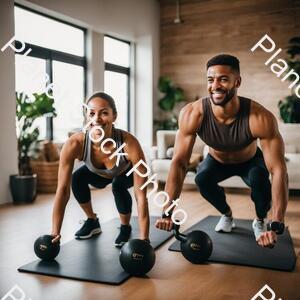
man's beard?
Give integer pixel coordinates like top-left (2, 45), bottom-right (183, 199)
top-left (210, 87), bottom-right (236, 106)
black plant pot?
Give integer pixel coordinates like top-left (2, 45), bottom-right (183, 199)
top-left (9, 174), bottom-right (37, 204)
top-left (294, 100), bottom-right (300, 123)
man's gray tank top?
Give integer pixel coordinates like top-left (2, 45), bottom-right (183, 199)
top-left (197, 96), bottom-right (255, 152)
top-left (82, 126), bottom-right (131, 178)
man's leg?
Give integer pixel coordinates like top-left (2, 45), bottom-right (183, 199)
top-left (195, 154), bottom-right (234, 214)
top-left (194, 154), bottom-right (236, 232)
top-left (241, 149), bottom-right (272, 240)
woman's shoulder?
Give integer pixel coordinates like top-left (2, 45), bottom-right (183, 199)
top-left (116, 129), bottom-right (143, 159)
top-left (68, 131), bottom-right (85, 144)
top-left (117, 128), bottom-right (138, 144)
top-left (115, 128), bottom-right (146, 162)
top-left (62, 132), bottom-right (85, 158)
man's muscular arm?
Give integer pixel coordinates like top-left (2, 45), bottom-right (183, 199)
top-left (250, 104), bottom-right (288, 247)
top-left (155, 102), bottom-right (201, 231)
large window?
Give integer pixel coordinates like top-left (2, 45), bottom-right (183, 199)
top-left (14, 5), bottom-right (86, 142)
top-left (104, 36), bottom-right (130, 131)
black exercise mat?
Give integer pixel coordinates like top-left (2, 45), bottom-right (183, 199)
top-left (18, 216), bottom-right (173, 285)
top-left (168, 216), bottom-right (296, 272)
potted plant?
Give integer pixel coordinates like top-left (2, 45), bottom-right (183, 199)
top-left (10, 92), bottom-right (56, 204)
top-left (154, 76), bottom-right (185, 130)
top-left (278, 37), bottom-right (300, 124)
top-left (278, 37), bottom-right (300, 144)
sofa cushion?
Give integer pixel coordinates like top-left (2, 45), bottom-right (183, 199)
top-left (285, 144), bottom-right (297, 154)
top-left (165, 147), bottom-right (201, 169)
top-left (188, 153), bottom-right (202, 170)
top-left (157, 130), bottom-right (206, 159)
top-left (166, 147), bottom-right (174, 158)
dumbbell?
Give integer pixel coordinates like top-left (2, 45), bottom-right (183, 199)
top-left (264, 221), bottom-right (285, 249)
top-left (119, 239), bottom-right (156, 276)
top-left (267, 221), bottom-right (285, 235)
top-left (173, 223), bottom-right (213, 264)
top-left (34, 235), bottom-right (60, 260)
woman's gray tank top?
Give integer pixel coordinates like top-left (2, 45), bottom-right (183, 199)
top-left (82, 127), bottom-right (131, 178)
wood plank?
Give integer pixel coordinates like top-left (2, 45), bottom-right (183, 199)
top-left (0, 185), bottom-right (299, 299)
top-left (158, 0), bottom-right (300, 120)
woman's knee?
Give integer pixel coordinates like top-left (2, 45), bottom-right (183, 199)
top-left (112, 177), bottom-right (129, 193)
top-left (72, 168), bottom-right (86, 189)
top-left (71, 168), bottom-right (90, 203)
top-left (117, 202), bottom-right (132, 214)
top-left (114, 191), bottom-right (132, 214)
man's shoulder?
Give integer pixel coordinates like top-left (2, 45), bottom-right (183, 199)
top-left (179, 99), bottom-right (204, 134)
top-left (181, 97), bottom-right (206, 115)
top-left (249, 99), bottom-right (274, 119)
top-left (248, 99), bottom-right (278, 137)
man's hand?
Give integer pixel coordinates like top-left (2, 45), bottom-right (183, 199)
top-left (256, 231), bottom-right (277, 248)
top-left (155, 217), bottom-right (173, 231)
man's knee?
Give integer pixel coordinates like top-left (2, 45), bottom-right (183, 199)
top-left (195, 170), bottom-right (213, 189)
top-left (248, 167), bottom-right (270, 188)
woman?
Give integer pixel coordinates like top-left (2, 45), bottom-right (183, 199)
top-left (51, 92), bottom-right (150, 247)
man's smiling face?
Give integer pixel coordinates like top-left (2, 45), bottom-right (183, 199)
top-left (207, 65), bottom-right (241, 106)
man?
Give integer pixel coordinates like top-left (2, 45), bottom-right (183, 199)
top-left (155, 54), bottom-right (288, 248)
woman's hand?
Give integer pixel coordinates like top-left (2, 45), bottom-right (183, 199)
top-left (51, 233), bottom-right (61, 244)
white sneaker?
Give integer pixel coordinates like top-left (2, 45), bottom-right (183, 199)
top-left (215, 215), bottom-right (236, 232)
top-left (252, 218), bottom-right (267, 241)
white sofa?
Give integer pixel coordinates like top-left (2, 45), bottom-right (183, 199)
top-left (150, 124), bottom-right (300, 190)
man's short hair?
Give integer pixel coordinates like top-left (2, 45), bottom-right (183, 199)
top-left (206, 54), bottom-right (240, 74)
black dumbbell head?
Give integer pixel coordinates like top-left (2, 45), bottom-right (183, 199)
top-left (180, 230), bottom-right (213, 264)
top-left (34, 235), bottom-right (60, 260)
top-left (119, 239), bottom-right (156, 276)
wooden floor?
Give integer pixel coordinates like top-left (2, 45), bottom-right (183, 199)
top-left (0, 186), bottom-right (299, 300)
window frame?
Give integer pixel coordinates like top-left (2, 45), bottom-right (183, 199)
top-left (104, 34), bottom-right (131, 131)
top-left (14, 3), bottom-right (87, 141)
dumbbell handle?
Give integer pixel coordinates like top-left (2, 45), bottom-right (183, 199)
top-left (267, 221), bottom-right (285, 235)
top-left (173, 223), bottom-right (187, 242)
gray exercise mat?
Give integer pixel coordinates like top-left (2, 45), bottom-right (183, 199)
top-left (168, 216), bottom-right (296, 271)
top-left (18, 216), bottom-right (173, 285)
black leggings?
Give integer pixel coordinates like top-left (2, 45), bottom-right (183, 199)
top-left (71, 165), bottom-right (133, 215)
top-left (194, 148), bottom-right (271, 219)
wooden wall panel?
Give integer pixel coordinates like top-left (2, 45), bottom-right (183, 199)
top-left (159, 0), bottom-right (300, 119)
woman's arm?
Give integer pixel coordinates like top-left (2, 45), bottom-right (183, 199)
top-left (124, 133), bottom-right (150, 241)
top-left (51, 136), bottom-right (81, 242)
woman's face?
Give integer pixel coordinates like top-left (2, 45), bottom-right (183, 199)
top-left (87, 97), bottom-right (117, 133)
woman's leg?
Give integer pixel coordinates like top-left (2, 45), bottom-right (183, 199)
top-left (79, 202), bottom-right (97, 219)
top-left (119, 212), bottom-right (132, 226)
top-left (71, 165), bottom-right (112, 218)
top-left (112, 170), bottom-right (134, 224)
top-left (112, 170), bottom-right (134, 247)
top-left (71, 165), bottom-right (112, 239)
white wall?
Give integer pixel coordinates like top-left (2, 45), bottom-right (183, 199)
top-left (0, 0), bottom-right (159, 204)
top-left (0, 0), bottom-right (18, 204)
top-left (86, 30), bottom-right (105, 94)
top-left (19, 0), bottom-right (160, 148)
